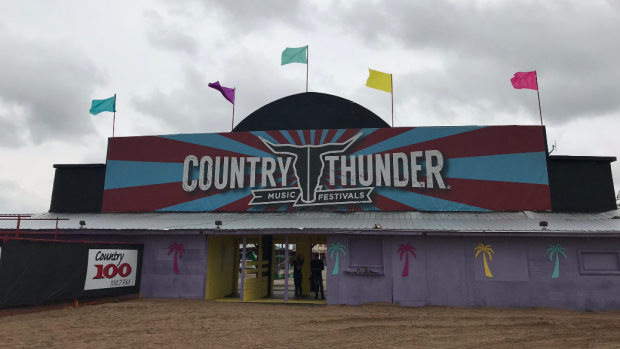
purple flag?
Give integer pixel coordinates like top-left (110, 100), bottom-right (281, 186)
top-left (208, 81), bottom-right (235, 104)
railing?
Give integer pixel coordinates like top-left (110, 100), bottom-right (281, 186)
top-left (0, 215), bottom-right (69, 240)
top-left (244, 260), bottom-right (270, 274)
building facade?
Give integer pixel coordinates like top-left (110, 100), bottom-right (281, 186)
top-left (3, 92), bottom-right (619, 310)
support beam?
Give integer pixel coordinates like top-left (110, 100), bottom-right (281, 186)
top-left (240, 236), bottom-right (247, 302)
top-left (284, 235), bottom-right (290, 303)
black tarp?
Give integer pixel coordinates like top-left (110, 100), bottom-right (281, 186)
top-left (0, 239), bottom-right (143, 309)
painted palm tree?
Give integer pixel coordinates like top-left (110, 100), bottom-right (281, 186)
top-left (168, 242), bottom-right (185, 275)
top-left (328, 242), bottom-right (346, 275)
top-left (546, 244), bottom-right (567, 279)
top-left (220, 244), bottom-right (226, 272)
top-left (397, 243), bottom-right (417, 277)
top-left (474, 243), bottom-right (494, 278)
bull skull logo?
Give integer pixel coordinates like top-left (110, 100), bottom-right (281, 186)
top-left (259, 133), bottom-right (362, 204)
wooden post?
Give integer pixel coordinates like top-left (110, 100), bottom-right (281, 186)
top-left (240, 236), bottom-right (247, 302)
top-left (284, 235), bottom-right (290, 303)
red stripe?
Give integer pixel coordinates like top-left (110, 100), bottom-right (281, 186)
top-left (317, 130), bottom-right (328, 144)
top-left (289, 130), bottom-right (302, 145)
top-left (342, 204), bottom-right (363, 211)
top-left (395, 177), bottom-right (551, 211)
top-left (379, 126), bottom-right (546, 159)
top-left (264, 131), bottom-right (288, 144)
top-left (102, 169), bottom-right (277, 212)
top-left (108, 136), bottom-right (247, 163)
top-left (102, 182), bottom-right (215, 212)
top-left (302, 130), bottom-right (313, 145)
top-left (339, 129), bottom-right (362, 144)
top-left (348, 127), bottom-right (413, 154)
top-left (323, 129), bottom-right (338, 144)
top-left (218, 133), bottom-right (273, 155)
top-left (217, 194), bottom-right (254, 211)
top-left (372, 194), bottom-right (417, 211)
top-left (263, 205), bottom-right (280, 212)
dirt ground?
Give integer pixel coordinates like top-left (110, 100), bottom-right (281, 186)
top-left (2, 299), bottom-right (620, 348)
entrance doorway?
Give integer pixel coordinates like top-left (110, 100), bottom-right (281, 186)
top-left (208, 234), bottom-right (327, 304)
top-left (272, 235), bottom-right (327, 304)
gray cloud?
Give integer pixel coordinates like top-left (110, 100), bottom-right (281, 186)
top-left (131, 51), bottom-right (304, 133)
top-left (0, 28), bottom-right (105, 147)
top-left (0, 116), bottom-right (27, 148)
top-left (325, 0), bottom-right (620, 124)
top-left (0, 179), bottom-right (41, 213)
top-left (189, 0), bottom-right (315, 34)
top-left (144, 10), bottom-right (199, 56)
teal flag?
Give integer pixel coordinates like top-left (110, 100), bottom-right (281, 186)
top-left (281, 46), bottom-right (307, 65)
top-left (89, 95), bottom-right (116, 115)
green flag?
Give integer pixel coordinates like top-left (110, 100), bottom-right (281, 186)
top-left (89, 95), bottom-right (116, 115)
top-left (281, 46), bottom-right (307, 65)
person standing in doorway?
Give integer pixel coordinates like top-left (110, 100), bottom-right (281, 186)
top-left (292, 254), bottom-right (304, 298)
top-left (310, 253), bottom-right (325, 300)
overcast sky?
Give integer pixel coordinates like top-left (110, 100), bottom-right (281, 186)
top-left (0, 0), bottom-right (619, 213)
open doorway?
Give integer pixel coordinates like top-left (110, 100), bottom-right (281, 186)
top-left (209, 234), bottom-right (327, 304)
top-left (272, 235), bottom-right (327, 304)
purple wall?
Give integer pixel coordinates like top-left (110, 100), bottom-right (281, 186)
top-left (327, 235), bottom-right (620, 311)
top-left (138, 235), bottom-right (207, 299)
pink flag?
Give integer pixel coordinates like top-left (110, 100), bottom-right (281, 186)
top-left (208, 81), bottom-right (235, 104)
top-left (510, 71), bottom-right (538, 90)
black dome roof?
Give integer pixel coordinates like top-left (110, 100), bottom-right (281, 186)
top-left (233, 92), bottom-right (390, 132)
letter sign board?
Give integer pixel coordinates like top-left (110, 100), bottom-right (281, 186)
top-left (102, 126), bottom-right (551, 212)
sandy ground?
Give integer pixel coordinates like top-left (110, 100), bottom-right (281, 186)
top-left (2, 299), bottom-right (620, 348)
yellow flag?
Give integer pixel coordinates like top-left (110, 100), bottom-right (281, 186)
top-left (366, 69), bottom-right (392, 93)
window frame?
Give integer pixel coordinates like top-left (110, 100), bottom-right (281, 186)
top-left (578, 249), bottom-right (620, 275)
top-left (347, 237), bottom-right (384, 269)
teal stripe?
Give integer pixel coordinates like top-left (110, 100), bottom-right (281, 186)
top-left (445, 152), bottom-right (549, 185)
top-left (104, 160), bottom-right (186, 190)
top-left (280, 130), bottom-right (296, 144)
top-left (374, 187), bottom-right (489, 212)
top-left (319, 130), bottom-right (328, 144)
top-left (159, 177), bottom-right (284, 211)
top-left (330, 129), bottom-right (346, 143)
top-left (160, 134), bottom-right (273, 158)
top-left (297, 130), bottom-right (306, 145)
top-left (352, 126), bottom-right (483, 155)
top-left (251, 131), bottom-right (279, 144)
top-left (158, 187), bottom-right (253, 211)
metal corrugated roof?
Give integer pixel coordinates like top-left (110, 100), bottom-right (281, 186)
top-left (1, 210), bottom-right (619, 234)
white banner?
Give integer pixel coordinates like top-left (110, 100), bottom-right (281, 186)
top-left (84, 249), bottom-right (138, 290)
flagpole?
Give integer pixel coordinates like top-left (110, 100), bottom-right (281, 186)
top-left (306, 45), bottom-right (309, 93)
top-left (535, 71), bottom-right (543, 126)
top-left (391, 74), bottom-right (394, 128)
top-left (113, 93), bottom-right (116, 137)
top-left (232, 88), bottom-right (236, 131)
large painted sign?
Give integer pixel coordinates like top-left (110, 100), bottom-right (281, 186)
top-left (102, 126), bottom-right (551, 212)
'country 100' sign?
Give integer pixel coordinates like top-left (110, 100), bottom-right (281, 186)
top-left (102, 126), bottom-right (552, 212)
